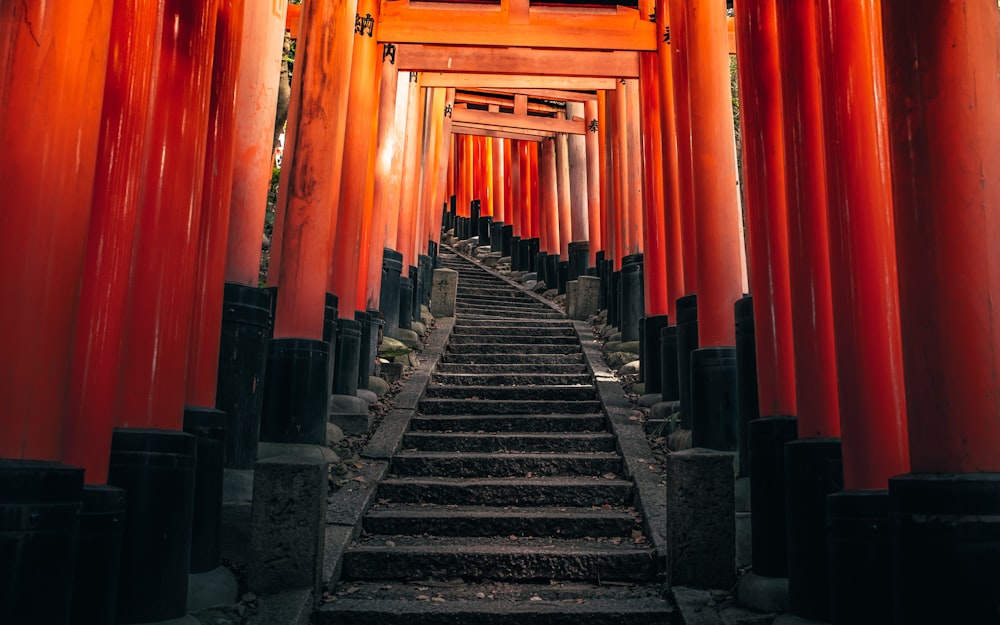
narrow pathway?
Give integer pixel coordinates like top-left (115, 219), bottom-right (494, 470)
top-left (317, 250), bottom-right (673, 624)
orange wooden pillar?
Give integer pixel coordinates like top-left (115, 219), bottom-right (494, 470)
top-left (528, 142), bottom-right (542, 271)
top-left (584, 99), bottom-right (603, 267)
top-left (110, 2), bottom-right (219, 622)
top-left (623, 78), bottom-right (645, 258)
top-left (215, 0), bottom-right (287, 470)
top-left (412, 88), bottom-right (446, 319)
top-left (261, 0), bottom-right (355, 446)
top-left (732, 0), bottom-right (799, 581)
top-left (666, 0), bottom-right (697, 297)
top-left (395, 72), bottom-right (425, 330)
top-left (815, 2), bottom-right (909, 622)
top-left (0, 3), bottom-right (112, 622)
top-left (881, 3), bottom-right (1000, 622)
top-left (556, 132), bottom-right (573, 267)
top-left (428, 88), bottom-right (456, 252)
top-left (775, 1), bottom-right (842, 618)
top-left (540, 138), bottom-right (559, 256)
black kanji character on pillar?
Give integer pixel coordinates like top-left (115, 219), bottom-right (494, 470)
top-left (355, 12), bottom-right (374, 36)
top-left (588, 119), bottom-right (599, 133)
top-left (383, 43), bottom-right (396, 64)
top-left (444, 104), bottom-right (453, 118)
top-left (664, 25), bottom-right (671, 44)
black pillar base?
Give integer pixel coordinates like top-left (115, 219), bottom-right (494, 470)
top-left (620, 255), bottom-right (644, 341)
top-left (72, 484), bottom-right (126, 625)
top-left (428, 240), bottom-right (439, 267)
top-left (265, 285), bottom-right (278, 337)
top-left (890, 472), bottom-right (1000, 625)
top-left (0, 459), bottom-right (83, 625)
top-left (535, 251), bottom-right (548, 283)
top-left (511, 236), bottom-right (521, 270)
top-left (502, 225), bottom-right (514, 257)
top-left (490, 221), bottom-right (504, 252)
top-left (528, 238), bottom-right (539, 270)
top-left (611, 269), bottom-right (623, 329)
top-left (217, 282), bottom-right (271, 469)
top-left (660, 325), bottom-right (680, 402)
top-left (734, 295), bottom-right (759, 477)
top-left (260, 338), bottom-right (330, 445)
top-left (322, 292), bottom-right (339, 399)
top-left (409, 265), bottom-right (421, 326)
top-left (478, 216), bottom-right (493, 245)
top-left (557, 260), bottom-right (569, 295)
top-left (690, 347), bottom-right (738, 452)
top-left (108, 428), bottom-right (197, 624)
top-left (398, 277), bottom-right (413, 331)
top-left (518, 238), bottom-right (532, 272)
top-left (183, 407), bottom-right (226, 574)
top-left (595, 251), bottom-right (607, 310)
top-left (356, 311), bottom-right (373, 391)
top-left (676, 295), bottom-right (699, 430)
top-left (545, 254), bottom-right (559, 290)
top-left (785, 437), bottom-right (843, 621)
top-left (642, 315), bottom-right (669, 395)
top-left (568, 241), bottom-right (589, 281)
top-left (333, 319), bottom-right (361, 397)
top-left (380, 249), bottom-right (403, 337)
top-left (418, 255), bottom-right (433, 307)
top-left (828, 489), bottom-right (891, 625)
top-left (749, 416), bottom-right (797, 577)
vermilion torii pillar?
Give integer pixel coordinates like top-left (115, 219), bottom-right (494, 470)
top-left (584, 99), bottom-right (603, 267)
top-left (666, 0), bottom-right (697, 296)
top-left (112, 2), bottom-right (219, 623)
top-left (684, 0), bottom-right (744, 468)
top-left (775, 1), bottom-right (842, 619)
top-left (733, 0), bottom-right (798, 583)
top-left (817, 2), bottom-right (910, 622)
top-left (0, 3), bottom-right (112, 622)
top-left (881, 3), bottom-right (1000, 622)
top-left (262, 0), bottom-right (356, 446)
top-left (217, 0), bottom-right (287, 471)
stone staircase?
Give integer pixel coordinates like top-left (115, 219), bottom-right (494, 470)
top-left (316, 250), bottom-right (673, 624)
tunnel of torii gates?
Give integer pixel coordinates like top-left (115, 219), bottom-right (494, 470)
top-left (1, 0), bottom-right (999, 623)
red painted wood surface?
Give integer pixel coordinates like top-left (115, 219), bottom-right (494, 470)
top-left (639, 53), bottom-right (668, 317)
top-left (882, 0), bottom-right (1000, 473)
top-left (666, 0), bottom-right (697, 294)
top-left (584, 100), bottom-right (603, 265)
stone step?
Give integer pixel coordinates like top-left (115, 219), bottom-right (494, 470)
top-left (409, 414), bottom-right (607, 433)
top-left (340, 536), bottom-right (657, 583)
top-left (430, 372), bottom-right (593, 386)
top-left (316, 581), bottom-right (673, 625)
top-left (401, 432), bottom-right (617, 453)
top-left (362, 504), bottom-right (637, 538)
top-left (375, 476), bottom-right (632, 506)
top-left (445, 343), bottom-right (581, 355)
top-left (418, 398), bottom-right (602, 415)
top-left (433, 363), bottom-right (588, 375)
top-left (454, 318), bottom-right (570, 328)
top-left (440, 353), bottom-right (584, 365)
top-left (423, 384), bottom-right (596, 401)
top-left (390, 452), bottom-right (622, 478)
top-left (447, 334), bottom-right (578, 345)
top-left (451, 325), bottom-right (576, 337)
top-left (458, 310), bottom-right (564, 320)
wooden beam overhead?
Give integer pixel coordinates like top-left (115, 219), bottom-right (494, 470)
top-left (394, 44), bottom-right (639, 78)
top-left (452, 106), bottom-right (586, 134)
top-left (453, 92), bottom-right (560, 114)
top-left (420, 72), bottom-right (618, 90)
top-left (486, 87), bottom-right (598, 102)
top-left (378, 3), bottom-right (656, 51)
top-left (451, 124), bottom-right (547, 142)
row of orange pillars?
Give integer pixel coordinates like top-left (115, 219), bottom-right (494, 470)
top-left (1, 1), bottom-right (999, 624)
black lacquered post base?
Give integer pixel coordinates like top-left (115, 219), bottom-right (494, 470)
top-left (398, 277), bottom-right (413, 331)
top-left (0, 459), bottom-right (83, 625)
top-left (72, 484), bottom-right (126, 625)
top-left (642, 315), bottom-right (669, 395)
top-left (557, 260), bottom-right (569, 295)
top-left (217, 282), bottom-right (271, 470)
top-left (748, 416), bottom-right (797, 577)
top-left (660, 325), bottom-right (680, 402)
top-left (890, 472), bottom-right (1000, 625)
top-left (518, 238), bottom-right (532, 271)
top-left (535, 251), bottom-right (548, 283)
top-left (545, 254), bottom-right (559, 290)
top-left (333, 319), bottom-right (361, 397)
top-left (828, 489), bottom-right (891, 625)
top-left (380, 249), bottom-right (402, 337)
top-left (490, 222), bottom-right (503, 252)
top-left (501, 225), bottom-right (513, 257)
top-left (568, 241), bottom-right (589, 281)
top-left (183, 407), bottom-right (226, 574)
top-left (734, 295), bottom-right (758, 476)
top-left (675, 295), bottom-right (698, 429)
top-left (595, 252), bottom-right (607, 310)
top-left (259, 338), bottom-right (330, 445)
top-left (510, 236), bottom-right (521, 270)
top-left (620, 255), bottom-right (644, 341)
top-left (690, 347), bottom-right (738, 452)
top-left (609, 270), bottom-right (621, 328)
top-left (785, 437), bottom-right (843, 621)
top-left (478, 216), bottom-right (492, 245)
top-left (108, 429), bottom-right (197, 624)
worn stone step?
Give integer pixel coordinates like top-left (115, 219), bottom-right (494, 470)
top-left (458, 310), bottom-right (564, 320)
top-left (424, 384), bottom-right (595, 401)
top-left (433, 363), bottom-right (588, 375)
top-left (316, 581), bottom-right (674, 625)
top-left (447, 334), bottom-right (578, 345)
top-left (446, 343), bottom-right (581, 355)
top-left (341, 536), bottom-right (657, 583)
top-left (451, 325), bottom-right (576, 337)
top-left (418, 398), bottom-right (602, 415)
top-left (376, 476), bottom-right (632, 506)
top-left (401, 432), bottom-right (616, 453)
top-left (440, 353), bottom-right (583, 365)
top-left (390, 452), bottom-right (622, 478)
top-left (410, 414), bottom-right (607, 433)
top-left (361, 504), bottom-right (638, 538)
top-left (430, 372), bottom-right (593, 386)
top-left (454, 318), bottom-right (570, 328)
